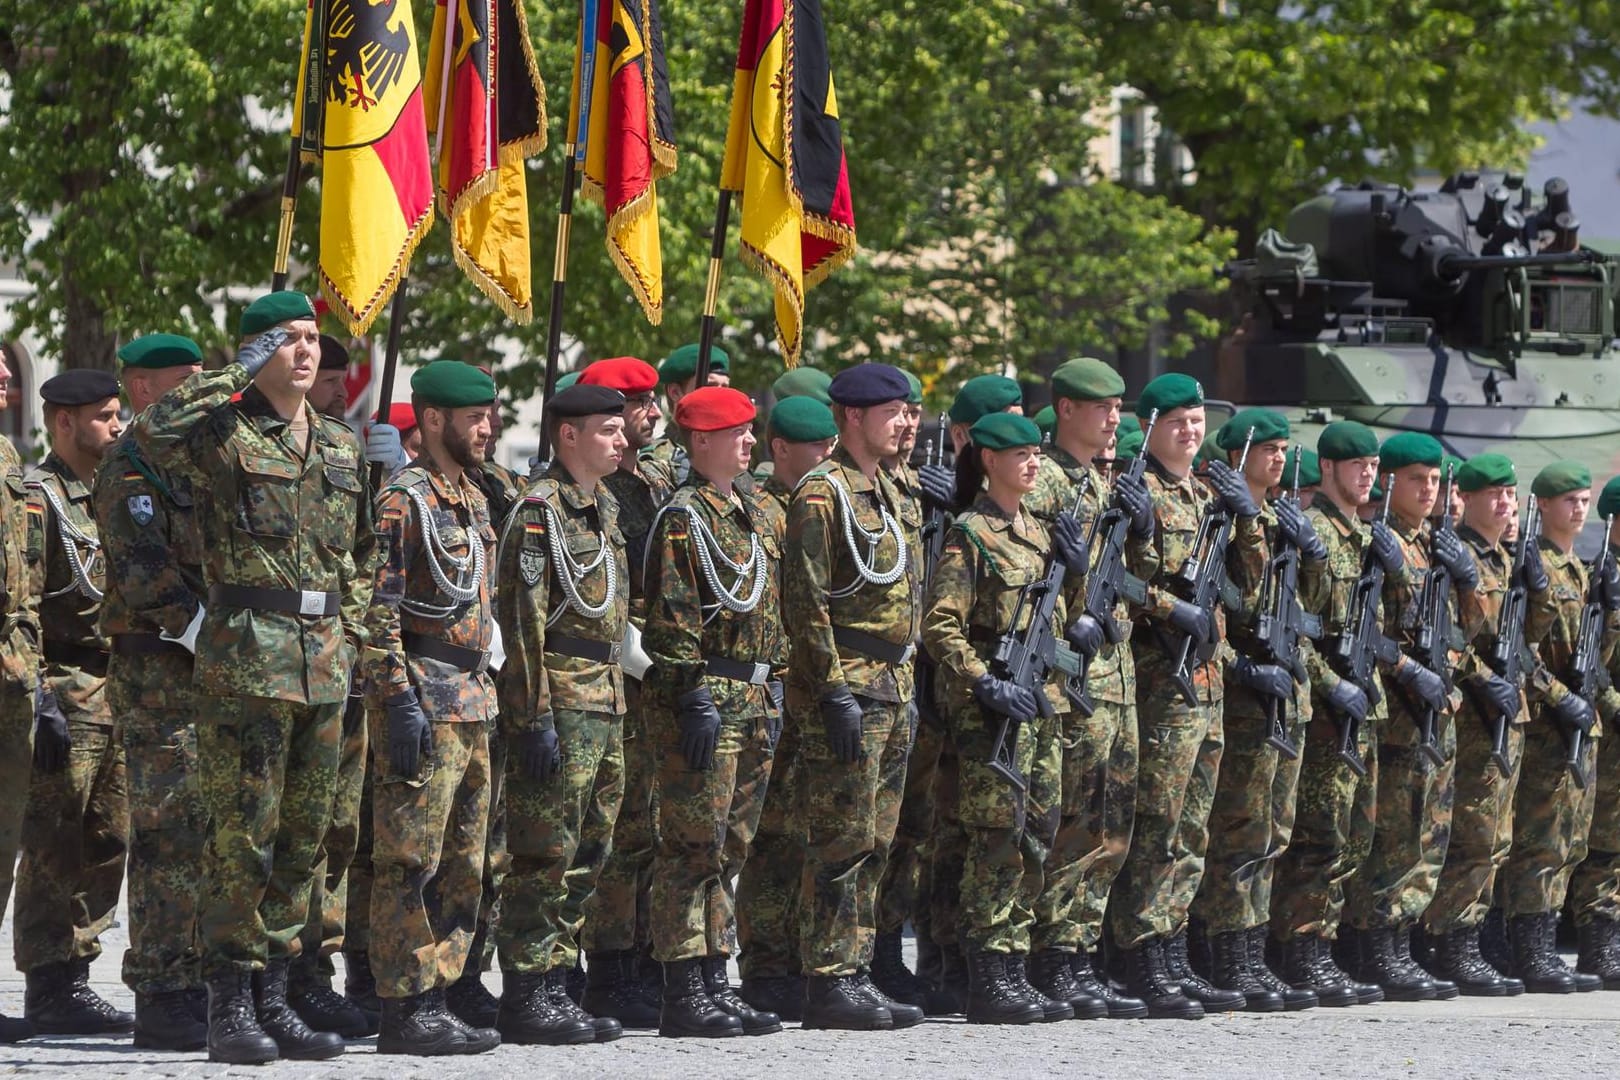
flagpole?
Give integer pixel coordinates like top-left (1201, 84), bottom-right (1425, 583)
top-left (271, 138), bottom-right (302, 292)
top-left (275, 0), bottom-right (327, 291)
top-left (693, 190), bottom-right (733, 388)
top-left (369, 280), bottom-right (410, 491)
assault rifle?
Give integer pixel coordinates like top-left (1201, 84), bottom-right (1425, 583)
top-left (916, 417), bottom-right (952, 727)
top-left (986, 482), bottom-right (1089, 791)
top-left (1484, 495), bottom-right (1539, 774)
top-left (1407, 465), bottom-right (1458, 768)
top-left (1164, 427), bottom-right (1254, 706)
top-left (1250, 446), bottom-right (1320, 759)
top-left (1327, 480), bottom-right (1401, 776)
top-left (1068, 410), bottom-right (1157, 717)
top-left (1564, 515), bottom-right (1615, 789)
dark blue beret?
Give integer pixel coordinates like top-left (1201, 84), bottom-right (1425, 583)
top-left (41, 369), bottom-right (120, 406)
top-left (828, 363), bottom-right (910, 407)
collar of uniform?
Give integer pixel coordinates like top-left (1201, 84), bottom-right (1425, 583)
top-left (543, 461), bottom-right (599, 510)
top-left (763, 472), bottom-right (792, 502)
top-left (1538, 534), bottom-right (1577, 566)
top-left (1309, 491), bottom-right (1361, 534)
top-left (828, 445), bottom-right (876, 493)
top-left (42, 451), bottom-right (91, 500)
top-left (689, 474), bottom-right (748, 518)
top-left (418, 459), bottom-right (472, 506)
top-left (1457, 521), bottom-right (1503, 556)
top-left (1145, 452), bottom-right (1196, 490)
top-left (1392, 512), bottom-right (1427, 541)
top-left (1045, 443), bottom-right (1093, 479)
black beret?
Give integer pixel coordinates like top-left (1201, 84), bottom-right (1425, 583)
top-left (319, 334), bottom-right (350, 371)
top-left (41, 369), bottom-right (120, 406)
top-left (546, 384), bottom-right (625, 420)
top-left (828, 363), bottom-right (910, 407)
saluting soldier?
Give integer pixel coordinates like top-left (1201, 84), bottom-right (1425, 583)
top-left (14, 368), bottom-right (130, 1037)
top-left (492, 383), bottom-right (630, 1046)
top-left (95, 334), bottom-right (208, 1051)
top-left (136, 290), bottom-right (378, 1064)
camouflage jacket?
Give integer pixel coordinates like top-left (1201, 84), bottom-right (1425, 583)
top-left (923, 494), bottom-right (1072, 716)
top-left (94, 433), bottom-right (205, 641)
top-left (1526, 539), bottom-right (1590, 711)
top-left (602, 459), bottom-right (674, 621)
top-left (1301, 494), bottom-right (1401, 711)
top-left (364, 462), bottom-right (497, 724)
top-left (0, 435), bottom-right (39, 691)
top-left (642, 477), bottom-right (787, 718)
top-left (495, 462), bottom-right (628, 731)
top-left (885, 461), bottom-right (922, 519)
top-left (1224, 497), bottom-right (1329, 651)
top-left (133, 366), bottom-right (378, 705)
top-left (26, 452), bottom-right (109, 721)
top-left (784, 445), bottom-right (923, 704)
top-left (1382, 513), bottom-right (1487, 666)
top-left (639, 436), bottom-right (689, 493)
top-left (754, 473), bottom-right (791, 541)
top-left (1453, 522), bottom-right (1540, 723)
top-left (470, 458), bottom-right (524, 528)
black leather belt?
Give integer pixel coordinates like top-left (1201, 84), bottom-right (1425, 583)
top-left (403, 631), bottom-right (488, 674)
top-left (833, 626), bottom-right (916, 664)
top-left (208, 584), bottom-right (340, 617)
top-left (43, 639), bottom-right (109, 676)
top-left (112, 633), bottom-right (190, 659)
top-left (705, 656), bottom-right (773, 685)
top-left (547, 632), bottom-right (622, 664)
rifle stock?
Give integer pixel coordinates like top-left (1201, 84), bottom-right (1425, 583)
top-left (1564, 514), bottom-right (1615, 789)
top-left (1483, 495), bottom-right (1538, 775)
top-left (1327, 480), bottom-right (1398, 777)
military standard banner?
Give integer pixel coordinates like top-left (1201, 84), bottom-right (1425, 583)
top-left (721, 0), bottom-right (857, 364)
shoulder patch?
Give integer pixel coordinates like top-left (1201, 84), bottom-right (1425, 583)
top-left (126, 494), bottom-right (155, 526)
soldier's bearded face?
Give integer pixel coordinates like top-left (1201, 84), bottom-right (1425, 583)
top-left (1390, 464), bottom-right (1440, 522)
top-left (308, 370), bottom-right (348, 417)
top-left (622, 392), bottom-right (661, 448)
top-left (896, 404), bottom-right (921, 457)
top-left (853, 400), bottom-right (907, 458)
top-left (440, 405), bottom-right (492, 470)
top-left (1327, 457), bottom-right (1379, 506)
top-left (258, 319), bottom-right (321, 398)
top-left (71, 397), bottom-right (124, 462)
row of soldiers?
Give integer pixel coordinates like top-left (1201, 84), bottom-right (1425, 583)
top-left (0, 289), bottom-right (1617, 1063)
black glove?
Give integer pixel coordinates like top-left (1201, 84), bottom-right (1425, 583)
top-left (1165, 597), bottom-right (1210, 643)
top-left (1369, 522), bottom-right (1404, 574)
top-left (1206, 459), bottom-right (1259, 518)
top-left (1113, 470), bottom-right (1155, 540)
top-left (1053, 512), bottom-right (1090, 572)
top-left (1325, 677), bottom-right (1370, 724)
top-left (918, 464), bottom-right (956, 510)
top-left (236, 326), bottom-right (290, 378)
top-left (1065, 612), bottom-right (1105, 659)
top-left (676, 686), bottom-right (722, 771)
top-left (32, 682), bottom-right (69, 775)
top-left (1432, 527), bottom-right (1479, 590)
top-left (385, 689), bottom-right (433, 778)
top-left (1550, 692), bottom-right (1596, 735)
top-left (972, 673), bottom-right (1040, 724)
top-left (1275, 499), bottom-right (1327, 561)
top-left (516, 722), bottom-right (562, 782)
top-left (1598, 558), bottom-right (1620, 613)
top-left (1232, 656), bottom-right (1294, 700)
top-left (1395, 657), bottom-right (1448, 713)
top-left (1472, 673), bottom-right (1521, 720)
top-left (1520, 538), bottom-right (1549, 592)
top-left (819, 685), bottom-right (865, 764)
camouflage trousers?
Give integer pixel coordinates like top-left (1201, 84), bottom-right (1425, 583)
top-left (344, 762), bottom-right (374, 956)
top-left (794, 694), bottom-right (911, 977)
top-left (303, 691), bottom-right (367, 979)
top-left (1424, 706), bottom-right (1523, 934)
top-left (1344, 700), bottom-right (1456, 930)
top-left (927, 726), bottom-right (965, 951)
top-left (1031, 695), bottom-right (1138, 953)
top-left (496, 708), bottom-right (623, 974)
top-left (582, 680), bottom-right (657, 954)
top-left (113, 652), bottom-right (208, 995)
top-left (1499, 714), bottom-right (1597, 917)
top-left (1570, 725), bottom-right (1620, 926)
top-left (876, 700), bottom-right (935, 937)
top-left (1109, 668), bottom-right (1219, 949)
top-left (475, 728), bottom-right (509, 970)
top-left (196, 695), bottom-right (342, 974)
top-left (367, 713), bottom-right (492, 998)
top-left (0, 686), bottom-right (33, 942)
top-left (649, 698), bottom-right (775, 962)
top-left (1192, 683), bottom-right (1310, 933)
top-left (955, 706), bottom-right (1061, 954)
top-left (1269, 696), bottom-right (1378, 940)
top-left (736, 725), bottom-right (802, 978)
top-left (14, 711), bottom-right (128, 972)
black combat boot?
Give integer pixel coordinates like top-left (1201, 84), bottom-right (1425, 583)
top-left (1508, 913), bottom-right (1577, 993)
top-left (1070, 949), bottom-right (1148, 1019)
top-left (1318, 935), bottom-right (1384, 1004)
top-left (184, 987), bottom-right (209, 1024)
top-left (134, 989), bottom-right (208, 1051)
top-left (445, 960), bottom-right (502, 1030)
top-left (206, 972), bottom-right (278, 1064)
top-left (495, 971), bottom-right (595, 1045)
top-left (1208, 930), bottom-right (1284, 1012)
top-left (1429, 928), bottom-right (1510, 996)
top-left (547, 967), bottom-right (620, 1041)
top-left (253, 960), bottom-right (344, 1060)
top-left (341, 950), bottom-right (383, 1029)
top-left (1246, 927), bottom-right (1315, 1010)
top-left (288, 955), bottom-right (375, 1038)
top-left (565, 957), bottom-right (588, 1005)
top-left (24, 959), bottom-right (134, 1035)
top-left (1277, 934), bottom-right (1354, 1008)
top-left (582, 950), bottom-right (660, 1029)
top-left (1548, 913), bottom-right (1603, 992)
top-left (925, 946), bottom-right (969, 1016)
top-left (430, 988), bottom-right (500, 1054)
top-left (738, 973), bottom-right (806, 1022)
top-left (701, 956), bottom-right (781, 1035)
top-left (0, 1011), bottom-right (31, 1044)
top-left (659, 959), bottom-right (743, 1038)
top-left (964, 951), bottom-right (1043, 1025)
top-left (1354, 927), bottom-right (1436, 1002)
top-left (916, 936), bottom-right (943, 989)
top-left (1121, 940), bottom-right (1202, 1020)
top-left (1576, 918), bottom-right (1620, 990)
top-left (1028, 950), bottom-right (1105, 1019)
top-left (1395, 926), bottom-right (1457, 999)
top-left (1164, 930), bottom-right (1245, 1012)
top-left (1003, 954), bottom-right (1073, 1021)
top-left (852, 972), bottom-right (926, 1029)
top-left (870, 930), bottom-right (931, 1009)
top-left (378, 992), bottom-right (468, 1056)
top-left (803, 973), bottom-right (894, 1031)
top-left (1480, 908), bottom-right (1513, 976)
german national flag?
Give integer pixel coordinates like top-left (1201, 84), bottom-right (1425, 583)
top-left (294, 0), bottom-right (436, 334)
top-left (570, 0), bottom-right (677, 325)
top-left (424, 0), bottom-right (547, 323)
top-left (721, 0), bottom-right (856, 364)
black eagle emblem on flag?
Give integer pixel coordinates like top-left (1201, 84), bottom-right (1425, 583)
top-left (325, 0), bottom-right (412, 112)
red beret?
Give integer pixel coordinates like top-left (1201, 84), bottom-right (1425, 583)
top-left (676, 387), bottom-right (756, 432)
top-left (580, 356), bottom-right (658, 395)
top-left (373, 402), bottom-right (418, 433)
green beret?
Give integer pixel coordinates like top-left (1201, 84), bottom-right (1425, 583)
top-left (410, 360), bottom-right (496, 408)
top-left (1217, 408), bottom-right (1289, 452)
top-left (768, 396), bottom-right (837, 443)
top-left (771, 366), bottom-right (832, 405)
top-left (1115, 426), bottom-right (1145, 460)
top-left (1052, 357), bottom-right (1125, 402)
top-left (903, 371), bottom-right (924, 405)
top-left (1194, 433), bottom-right (1224, 468)
top-left (970, 412), bottom-right (1042, 451)
top-left (1317, 420), bottom-right (1380, 461)
top-left (239, 291), bottom-right (316, 337)
top-left (1134, 373), bottom-right (1203, 419)
top-left (1370, 478), bottom-right (1385, 502)
top-left (949, 374), bottom-right (1022, 424)
top-left (1116, 414), bottom-right (1142, 438)
top-left (118, 333), bottom-right (203, 370)
top-left (1456, 453), bottom-right (1516, 492)
top-left (1532, 460), bottom-right (1592, 499)
top-left (555, 370), bottom-right (583, 391)
top-left (1379, 431), bottom-right (1444, 472)
top-left (659, 343), bottom-right (730, 385)
top-left (1033, 405), bottom-right (1056, 437)
top-left (1599, 475), bottom-right (1620, 520)
top-left (1284, 446), bottom-right (1322, 488)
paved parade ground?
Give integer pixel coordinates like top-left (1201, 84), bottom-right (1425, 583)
top-left (0, 911), bottom-right (1613, 1079)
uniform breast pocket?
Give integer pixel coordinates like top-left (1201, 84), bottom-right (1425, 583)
top-left (319, 462), bottom-right (363, 550)
top-left (235, 452), bottom-right (299, 539)
top-left (989, 559), bottom-right (1039, 633)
